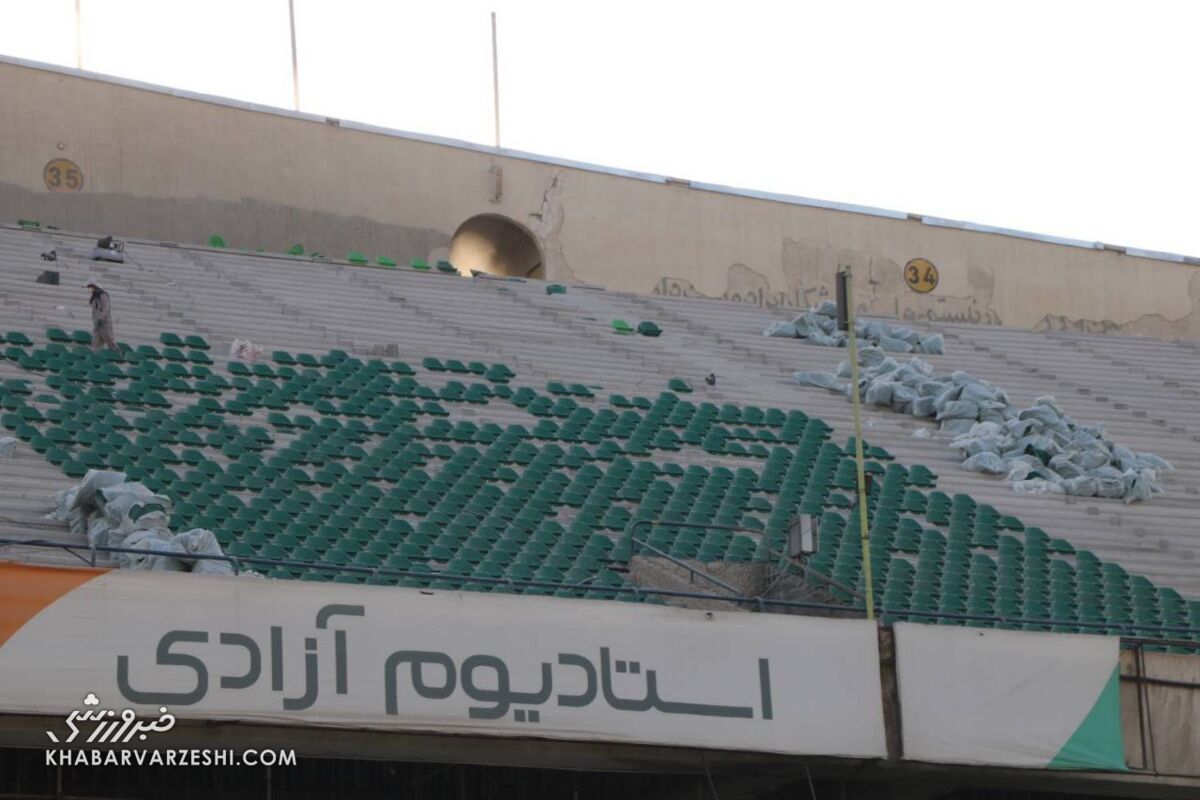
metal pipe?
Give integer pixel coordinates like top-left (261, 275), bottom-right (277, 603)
top-left (2, 538), bottom-right (1199, 645)
top-left (626, 519), bottom-right (746, 598)
top-left (288, 0), bottom-right (301, 110)
top-left (490, 11), bottom-right (501, 148)
top-left (75, 0), bottom-right (83, 70)
top-left (841, 264), bottom-right (876, 621)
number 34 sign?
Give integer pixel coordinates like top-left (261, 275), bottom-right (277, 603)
top-left (903, 258), bottom-right (939, 293)
top-left (44, 158), bottom-right (83, 192)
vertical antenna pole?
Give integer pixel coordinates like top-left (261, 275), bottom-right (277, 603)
top-left (840, 265), bottom-right (876, 621)
top-left (75, 0), bottom-right (83, 69)
top-left (491, 11), bottom-right (501, 148)
top-left (288, 0), bottom-right (301, 110)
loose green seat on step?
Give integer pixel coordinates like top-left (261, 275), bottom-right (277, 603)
top-left (377, 256), bottom-right (397, 267)
top-left (208, 234), bottom-right (226, 248)
top-left (637, 321), bottom-right (662, 337)
top-left (287, 244), bottom-right (305, 256)
top-left (347, 251), bottom-right (368, 265)
top-left (611, 319), bottom-right (635, 335)
top-left (411, 258), bottom-right (430, 270)
top-left (546, 283), bottom-right (567, 295)
top-left (436, 260), bottom-right (457, 274)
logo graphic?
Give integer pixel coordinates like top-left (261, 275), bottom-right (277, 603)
top-left (46, 695), bottom-right (175, 744)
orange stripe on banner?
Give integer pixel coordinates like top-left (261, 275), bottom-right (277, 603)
top-left (0, 561), bottom-right (107, 648)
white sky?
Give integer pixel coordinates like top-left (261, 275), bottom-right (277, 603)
top-left (2, 0), bottom-right (1197, 256)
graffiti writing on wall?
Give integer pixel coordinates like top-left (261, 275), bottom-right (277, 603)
top-left (651, 276), bottom-right (821, 310)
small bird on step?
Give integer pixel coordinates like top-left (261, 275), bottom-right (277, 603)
top-left (705, 373), bottom-right (716, 387)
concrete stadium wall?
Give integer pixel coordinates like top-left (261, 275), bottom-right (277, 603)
top-left (2, 57), bottom-right (1199, 339)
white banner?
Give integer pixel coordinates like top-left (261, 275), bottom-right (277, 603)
top-left (894, 623), bottom-right (1125, 770)
top-left (0, 565), bottom-right (887, 758)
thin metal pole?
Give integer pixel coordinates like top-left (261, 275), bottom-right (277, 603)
top-left (75, 0), bottom-right (83, 69)
top-left (288, 0), bottom-right (301, 110)
top-left (844, 265), bottom-right (876, 620)
top-left (491, 11), bottom-right (501, 148)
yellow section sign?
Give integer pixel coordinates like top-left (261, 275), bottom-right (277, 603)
top-left (904, 258), bottom-right (938, 293)
top-left (44, 158), bottom-right (83, 192)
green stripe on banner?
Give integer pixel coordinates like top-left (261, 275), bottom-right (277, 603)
top-left (1048, 666), bottom-right (1127, 771)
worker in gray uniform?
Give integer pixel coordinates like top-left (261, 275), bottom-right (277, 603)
top-left (85, 280), bottom-right (118, 351)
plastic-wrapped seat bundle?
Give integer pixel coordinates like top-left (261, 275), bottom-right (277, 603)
top-left (763, 303), bottom-right (945, 354)
top-left (792, 354), bottom-right (1174, 503)
top-left (47, 469), bottom-right (235, 575)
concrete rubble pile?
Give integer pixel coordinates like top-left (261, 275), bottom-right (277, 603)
top-left (794, 351), bottom-right (1172, 503)
top-left (764, 300), bottom-right (945, 355)
top-left (48, 469), bottom-right (234, 574)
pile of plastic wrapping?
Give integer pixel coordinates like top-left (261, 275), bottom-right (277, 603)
top-left (764, 300), bottom-right (945, 355)
top-left (794, 350), bottom-right (1173, 503)
top-left (48, 470), bottom-right (234, 574)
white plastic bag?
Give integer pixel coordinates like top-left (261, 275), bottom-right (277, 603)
top-left (793, 371), bottom-right (844, 392)
top-left (174, 529), bottom-right (236, 576)
top-left (230, 338), bottom-right (265, 362)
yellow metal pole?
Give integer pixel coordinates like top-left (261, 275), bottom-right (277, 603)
top-left (842, 266), bottom-right (876, 620)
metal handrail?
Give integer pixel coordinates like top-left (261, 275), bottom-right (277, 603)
top-left (626, 517), bottom-right (865, 602)
top-left (0, 538), bottom-right (850, 614)
top-left (625, 519), bottom-right (745, 598)
top-left (2, 537), bottom-right (1199, 648)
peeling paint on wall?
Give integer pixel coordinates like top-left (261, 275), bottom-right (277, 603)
top-left (0, 182), bottom-right (450, 264)
top-left (651, 239), bottom-right (1003, 325)
top-left (528, 171), bottom-right (575, 282)
top-left (1035, 272), bottom-right (1200, 338)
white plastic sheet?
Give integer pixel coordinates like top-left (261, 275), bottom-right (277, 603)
top-left (53, 471), bottom-right (231, 574)
top-left (764, 304), bottom-right (944, 354)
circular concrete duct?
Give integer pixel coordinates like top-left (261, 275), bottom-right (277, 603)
top-left (449, 214), bottom-right (544, 279)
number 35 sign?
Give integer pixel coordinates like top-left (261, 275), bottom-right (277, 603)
top-left (44, 158), bottom-right (83, 192)
top-left (903, 258), bottom-right (939, 293)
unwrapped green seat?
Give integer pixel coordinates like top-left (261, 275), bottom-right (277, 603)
top-left (611, 319), bottom-right (635, 335)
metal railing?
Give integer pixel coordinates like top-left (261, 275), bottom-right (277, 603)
top-left (2, 536), bottom-right (1199, 650)
top-left (625, 517), bottom-right (865, 603)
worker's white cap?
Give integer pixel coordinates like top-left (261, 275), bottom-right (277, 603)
top-left (83, 279), bottom-right (104, 290)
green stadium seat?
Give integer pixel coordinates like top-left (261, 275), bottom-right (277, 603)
top-left (611, 319), bottom-right (635, 335)
top-left (0, 333), bottom-right (1181, 640)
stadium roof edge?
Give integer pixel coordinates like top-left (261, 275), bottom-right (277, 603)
top-left (4, 53), bottom-right (1199, 267)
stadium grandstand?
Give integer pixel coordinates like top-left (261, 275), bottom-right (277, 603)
top-left (0, 55), bottom-right (1198, 800)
